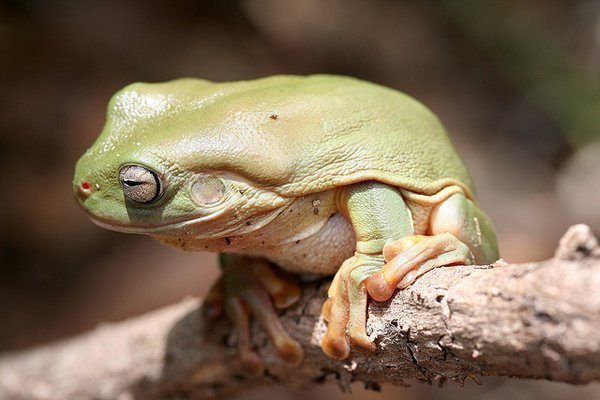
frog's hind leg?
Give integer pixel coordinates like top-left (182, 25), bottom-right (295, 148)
top-left (366, 192), bottom-right (499, 301)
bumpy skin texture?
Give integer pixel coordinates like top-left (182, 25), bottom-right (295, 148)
top-left (73, 75), bottom-right (498, 365)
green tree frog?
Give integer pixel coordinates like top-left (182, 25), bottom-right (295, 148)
top-left (73, 75), bottom-right (498, 372)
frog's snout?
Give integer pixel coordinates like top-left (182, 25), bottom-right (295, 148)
top-left (76, 179), bottom-right (93, 201)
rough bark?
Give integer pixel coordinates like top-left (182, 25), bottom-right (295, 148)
top-left (1, 224), bottom-right (599, 400)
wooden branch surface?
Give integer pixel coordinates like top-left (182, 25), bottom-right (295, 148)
top-left (1, 225), bottom-right (599, 400)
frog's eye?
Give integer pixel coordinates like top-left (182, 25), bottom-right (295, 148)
top-left (119, 165), bottom-right (163, 204)
top-left (191, 174), bottom-right (225, 206)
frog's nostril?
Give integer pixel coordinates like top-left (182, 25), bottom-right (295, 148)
top-left (77, 179), bottom-right (93, 200)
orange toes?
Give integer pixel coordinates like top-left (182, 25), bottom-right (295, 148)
top-left (321, 298), bottom-right (333, 321)
top-left (204, 282), bottom-right (225, 320)
top-left (349, 333), bottom-right (376, 352)
top-left (365, 272), bottom-right (396, 302)
top-left (272, 283), bottom-right (301, 309)
top-left (240, 351), bottom-right (265, 376)
top-left (321, 334), bottom-right (350, 360)
top-left (275, 337), bottom-right (305, 366)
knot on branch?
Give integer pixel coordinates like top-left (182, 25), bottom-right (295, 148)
top-left (554, 224), bottom-right (600, 261)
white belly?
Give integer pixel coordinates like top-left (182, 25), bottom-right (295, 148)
top-left (259, 213), bottom-right (356, 276)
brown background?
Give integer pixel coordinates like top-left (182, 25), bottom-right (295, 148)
top-left (1, 1), bottom-right (599, 399)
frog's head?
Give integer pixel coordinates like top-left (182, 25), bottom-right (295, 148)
top-left (73, 79), bottom-right (292, 240)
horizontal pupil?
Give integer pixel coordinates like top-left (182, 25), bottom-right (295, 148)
top-left (123, 180), bottom-right (144, 187)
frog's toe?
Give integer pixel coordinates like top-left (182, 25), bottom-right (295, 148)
top-left (321, 267), bottom-right (344, 322)
top-left (365, 237), bottom-right (420, 301)
top-left (220, 255), bottom-right (305, 370)
top-left (364, 272), bottom-right (396, 302)
top-left (204, 281), bottom-right (224, 320)
top-left (239, 278), bottom-right (304, 367)
top-left (367, 233), bottom-right (474, 298)
top-left (322, 334), bottom-right (351, 360)
top-left (321, 256), bottom-right (381, 358)
top-left (321, 297), bottom-right (333, 322)
top-left (321, 259), bottom-right (351, 359)
top-left (240, 351), bottom-right (264, 376)
top-left (271, 282), bottom-right (301, 310)
top-left (250, 262), bottom-right (301, 309)
top-left (225, 284), bottom-right (303, 370)
top-left (274, 335), bottom-right (304, 366)
top-left (347, 265), bottom-right (378, 351)
top-left (348, 318), bottom-right (376, 352)
top-left (262, 312), bottom-right (304, 366)
top-left (225, 295), bottom-right (264, 375)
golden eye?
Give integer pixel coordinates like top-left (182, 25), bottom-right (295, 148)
top-left (191, 174), bottom-right (225, 205)
top-left (119, 165), bottom-right (162, 203)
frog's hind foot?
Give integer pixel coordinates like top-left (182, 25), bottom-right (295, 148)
top-left (366, 233), bottom-right (474, 302)
top-left (212, 255), bottom-right (304, 374)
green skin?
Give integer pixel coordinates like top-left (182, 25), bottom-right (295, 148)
top-left (74, 75), bottom-right (498, 370)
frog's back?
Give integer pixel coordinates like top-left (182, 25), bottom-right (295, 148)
top-left (220, 75), bottom-right (474, 198)
top-left (107, 75), bottom-right (475, 199)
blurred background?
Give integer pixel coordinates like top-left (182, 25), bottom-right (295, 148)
top-left (1, 0), bottom-right (599, 399)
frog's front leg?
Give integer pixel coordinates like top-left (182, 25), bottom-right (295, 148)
top-left (209, 254), bottom-right (304, 374)
top-left (322, 181), bottom-right (414, 359)
top-left (366, 192), bottom-right (499, 301)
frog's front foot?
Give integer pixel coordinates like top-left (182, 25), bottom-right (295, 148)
top-left (321, 253), bottom-right (383, 359)
top-left (321, 233), bottom-right (474, 360)
top-left (207, 254), bottom-right (304, 374)
top-left (366, 233), bottom-right (474, 301)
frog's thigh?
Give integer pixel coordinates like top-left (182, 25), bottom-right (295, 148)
top-left (366, 192), bottom-right (498, 300)
top-left (429, 192), bottom-right (499, 264)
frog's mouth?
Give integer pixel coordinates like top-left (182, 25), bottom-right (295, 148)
top-left (88, 215), bottom-right (184, 234)
top-left (84, 209), bottom-right (229, 236)
top-left (84, 203), bottom-right (285, 239)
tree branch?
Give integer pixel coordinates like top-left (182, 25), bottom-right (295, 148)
top-left (1, 225), bottom-right (599, 399)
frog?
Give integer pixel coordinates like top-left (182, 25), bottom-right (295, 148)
top-left (73, 74), bottom-right (499, 372)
